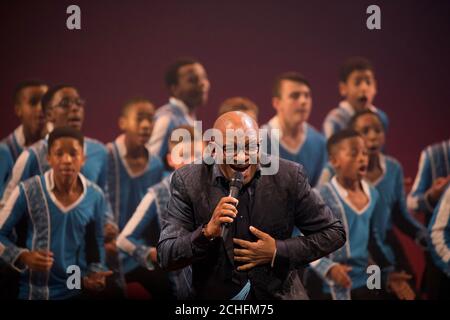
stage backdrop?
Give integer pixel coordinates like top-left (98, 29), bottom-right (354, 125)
top-left (1, 0), bottom-right (449, 179)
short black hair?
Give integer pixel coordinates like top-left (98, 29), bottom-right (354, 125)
top-left (327, 129), bottom-right (361, 156)
top-left (121, 97), bottom-right (154, 117)
top-left (48, 126), bottom-right (84, 154)
top-left (348, 110), bottom-right (383, 130)
top-left (218, 97), bottom-right (259, 118)
top-left (272, 72), bottom-right (311, 98)
top-left (13, 80), bottom-right (47, 105)
top-left (41, 84), bottom-right (77, 113)
top-left (339, 57), bottom-right (374, 83)
top-left (165, 57), bottom-right (200, 89)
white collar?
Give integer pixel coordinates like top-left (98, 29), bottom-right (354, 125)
top-left (331, 176), bottom-right (371, 215)
top-left (13, 125), bottom-right (25, 148)
top-left (114, 134), bottom-right (152, 178)
top-left (268, 116), bottom-right (307, 154)
top-left (169, 97), bottom-right (196, 121)
top-left (45, 169), bottom-right (87, 213)
top-left (369, 153), bottom-right (386, 186)
top-left (339, 100), bottom-right (378, 116)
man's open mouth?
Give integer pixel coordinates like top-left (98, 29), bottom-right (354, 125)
top-left (229, 164), bottom-right (250, 172)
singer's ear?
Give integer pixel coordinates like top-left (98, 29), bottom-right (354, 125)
top-left (272, 96), bottom-right (280, 111)
top-left (338, 81), bottom-right (348, 97)
top-left (329, 153), bottom-right (339, 169)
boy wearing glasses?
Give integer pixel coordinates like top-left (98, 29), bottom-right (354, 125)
top-left (1, 85), bottom-right (108, 204)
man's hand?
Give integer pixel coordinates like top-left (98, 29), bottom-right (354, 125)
top-left (83, 271), bottom-right (113, 292)
top-left (427, 175), bottom-right (450, 205)
top-left (233, 226), bottom-right (276, 271)
top-left (327, 264), bottom-right (352, 289)
top-left (204, 196), bottom-right (238, 239)
top-left (388, 271), bottom-right (415, 300)
top-left (19, 250), bottom-right (54, 272)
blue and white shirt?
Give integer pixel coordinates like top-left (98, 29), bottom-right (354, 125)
top-left (0, 170), bottom-right (107, 300)
top-left (408, 139), bottom-right (450, 214)
top-left (116, 176), bottom-right (170, 270)
top-left (262, 116), bottom-right (327, 187)
top-left (1, 125), bottom-right (28, 162)
top-left (0, 143), bottom-right (14, 199)
top-left (1, 126), bottom-right (32, 199)
top-left (148, 97), bottom-right (196, 160)
top-left (106, 135), bottom-right (164, 274)
top-left (429, 184), bottom-right (450, 277)
top-left (311, 178), bottom-right (393, 299)
top-left (106, 134), bottom-right (164, 232)
top-left (117, 174), bottom-right (193, 299)
top-left (318, 154), bottom-right (428, 250)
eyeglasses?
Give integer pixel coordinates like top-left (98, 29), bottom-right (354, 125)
top-left (215, 142), bottom-right (260, 157)
top-left (53, 97), bottom-right (85, 109)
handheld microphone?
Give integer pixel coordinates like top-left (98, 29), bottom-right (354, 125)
top-left (221, 171), bottom-right (244, 238)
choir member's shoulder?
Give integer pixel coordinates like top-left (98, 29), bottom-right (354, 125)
top-left (84, 137), bottom-right (108, 156)
top-left (83, 175), bottom-right (105, 199)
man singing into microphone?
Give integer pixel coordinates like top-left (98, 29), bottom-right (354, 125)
top-left (157, 111), bottom-right (346, 300)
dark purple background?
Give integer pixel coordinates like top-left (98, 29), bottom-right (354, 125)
top-left (1, 0), bottom-right (449, 178)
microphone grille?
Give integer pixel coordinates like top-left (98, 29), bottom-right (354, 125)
top-left (230, 171), bottom-right (244, 188)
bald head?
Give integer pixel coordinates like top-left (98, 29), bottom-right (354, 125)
top-left (212, 111), bottom-right (260, 184)
top-left (213, 111), bottom-right (259, 134)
